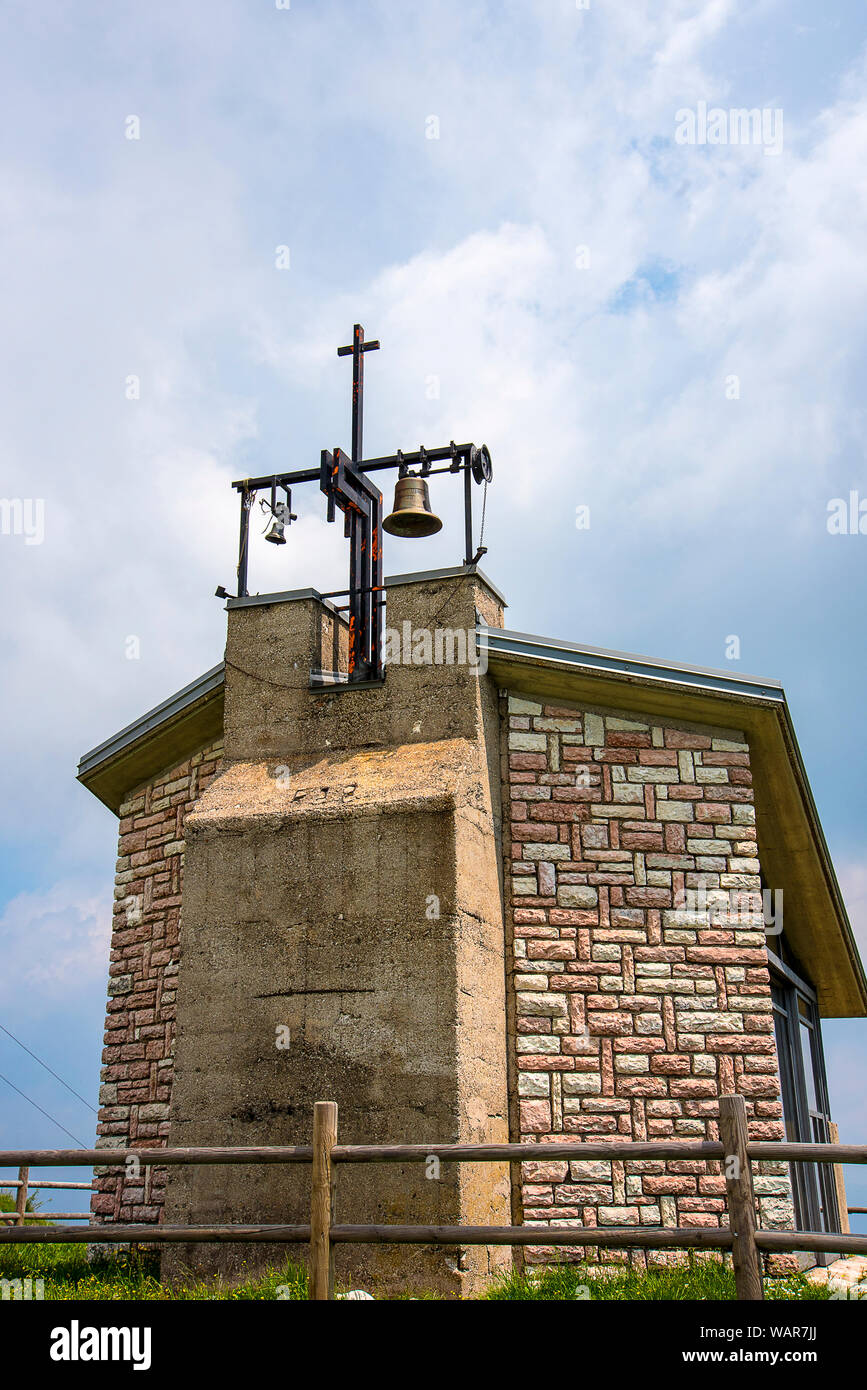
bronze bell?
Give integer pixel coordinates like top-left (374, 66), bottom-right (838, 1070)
top-left (382, 474), bottom-right (443, 538)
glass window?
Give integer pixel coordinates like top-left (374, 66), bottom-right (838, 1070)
top-left (799, 1020), bottom-right (819, 1114)
top-left (770, 967), bottom-right (838, 1241)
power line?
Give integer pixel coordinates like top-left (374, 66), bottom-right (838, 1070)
top-left (0, 1022), bottom-right (97, 1113)
top-left (0, 1070), bottom-right (87, 1148)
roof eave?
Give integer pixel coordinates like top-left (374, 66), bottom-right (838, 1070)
top-left (484, 631), bottom-right (867, 1019)
top-left (75, 626), bottom-right (867, 1018)
top-left (76, 663), bottom-right (225, 814)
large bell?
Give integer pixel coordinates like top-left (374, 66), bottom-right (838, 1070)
top-left (382, 474), bottom-right (443, 538)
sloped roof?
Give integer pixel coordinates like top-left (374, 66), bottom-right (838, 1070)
top-left (77, 594), bottom-right (867, 1019)
top-left (77, 662), bottom-right (225, 815)
top-left (483, 627), bottom-right (866, 1020)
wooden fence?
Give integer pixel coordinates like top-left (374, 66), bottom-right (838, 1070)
top-left (0, 1166), bottom-right (92, 1224)
top-left (1, 1095), bottom-right (866, 1301)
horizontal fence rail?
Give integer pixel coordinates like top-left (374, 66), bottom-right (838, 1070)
top-left (0, 1147), bottom-right (314, 1167)
top-left (1, 1097), bottom-right (866, 1301)
top-left (0, 1180), bottom-right (92, 1190)
top-left (0, 1214), bottom-right (90, 1222)
top-left (3, 1141), bottom-right (867, 1167)
top-left (3, 1223), bottom-right (867, 1255)
top-left (0, 1224), bottom-right (312, 1244)
top-left (0, 1165), bottom-right (93, 1227)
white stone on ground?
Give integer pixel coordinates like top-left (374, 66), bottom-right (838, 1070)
top-left (804, 1255), bottom-right (867, 1296)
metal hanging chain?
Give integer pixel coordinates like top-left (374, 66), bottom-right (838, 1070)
top-left (478, 478), bottom-right (488, 550)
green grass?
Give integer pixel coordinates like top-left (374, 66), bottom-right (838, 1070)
top-left (0, 1245), bottom-right (310, 1300)
top-left (483, 1259), bottom-right (830, 1301)
top-left (0, 1243), bottom-right (830, 1300)
top-left (0, 1190), bottom-right (43, 1225)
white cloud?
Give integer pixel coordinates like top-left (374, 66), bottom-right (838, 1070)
top-left (0, 882), bottom-right (112, 1010)
top-left (654, 0), bottom-right (736, 71)
top-left (0, 0), bottom-right (864, 1163)
top-left (0, 0), bottom-right (866, 885)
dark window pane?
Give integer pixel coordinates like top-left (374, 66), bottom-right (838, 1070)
top-left (799, 1020), bottom-right (819, 1113)
top-left (773, 1009), bottom-right (800, 1144)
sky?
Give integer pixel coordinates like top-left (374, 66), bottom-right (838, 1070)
top-left (0, 0), bottom-right (865, 1228)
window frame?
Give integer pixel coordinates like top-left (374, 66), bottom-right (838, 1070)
top-left (768, 946), bottom-right (839, 1248)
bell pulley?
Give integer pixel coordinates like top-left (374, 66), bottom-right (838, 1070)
top-left (222, 323), bottom-right (493, 684)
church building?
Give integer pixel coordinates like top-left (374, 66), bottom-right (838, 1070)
top-left (77, 329), bottom-right (866, 1294)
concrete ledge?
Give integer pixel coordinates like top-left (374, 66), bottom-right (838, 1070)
top-left (226, 588), bottom-right (344, 616)
top-left (384, 565), bottom-right (508, 608)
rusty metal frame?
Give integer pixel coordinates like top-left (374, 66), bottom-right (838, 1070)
top-left (224, 324), bottom-right (491, 684)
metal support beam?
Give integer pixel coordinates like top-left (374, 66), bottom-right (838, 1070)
top-left (219, 326), bottom-right (492, 679)
top-left (320, 449), bottom-right (384, 682)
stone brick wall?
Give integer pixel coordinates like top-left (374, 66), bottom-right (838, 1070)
top-left (502, 692), bottom-right (795, 1263)
top-left (91, 738), bottom-right (223, 1225)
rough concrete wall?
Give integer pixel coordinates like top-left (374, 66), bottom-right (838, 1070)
top-left (223, 579), bottom-right (506, 763)
top-left (501, 692), bottom-right (795, 1265)
top-left (163, 573), bottom-right (511, 1295)
top-left (163, 789), bottom-right (475, 1290)
top-left (90, 738), bottom-right (223, 1225)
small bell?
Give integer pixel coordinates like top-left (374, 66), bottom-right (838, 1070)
top-left (382, 474), bottom-right (443, 538)
top-left (264, 500), bottom-right (294, 544)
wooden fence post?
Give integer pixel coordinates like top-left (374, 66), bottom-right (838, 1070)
top-left (828, 1122), bottom-right (850, 1234)
top-left (15, 1166), bottom-right (28, 1228)
top-left (719, 1095), bottom-right (763, 1301)
top-left (309, 1102), bottom-right (338, 1301)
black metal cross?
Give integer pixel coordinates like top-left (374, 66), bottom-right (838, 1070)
top-left (337, 323), bottom-right (379, 463)
top-left (226, 318), bottom-right (491, 689)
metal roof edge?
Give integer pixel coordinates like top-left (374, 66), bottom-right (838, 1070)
top-left (481, 627), bottom-right (785, 703)
top-left (480, 626), bottom-right (866, 1015)
top-left (777, 703), bottom-right (867, 1013)
top-left (76, 622), bottom-right (782, 782)
top-left (77, 662), bottom-right (225, 778)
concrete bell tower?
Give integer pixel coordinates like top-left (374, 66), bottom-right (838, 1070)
top-left (161, 566), bottom-right (513, 1295)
